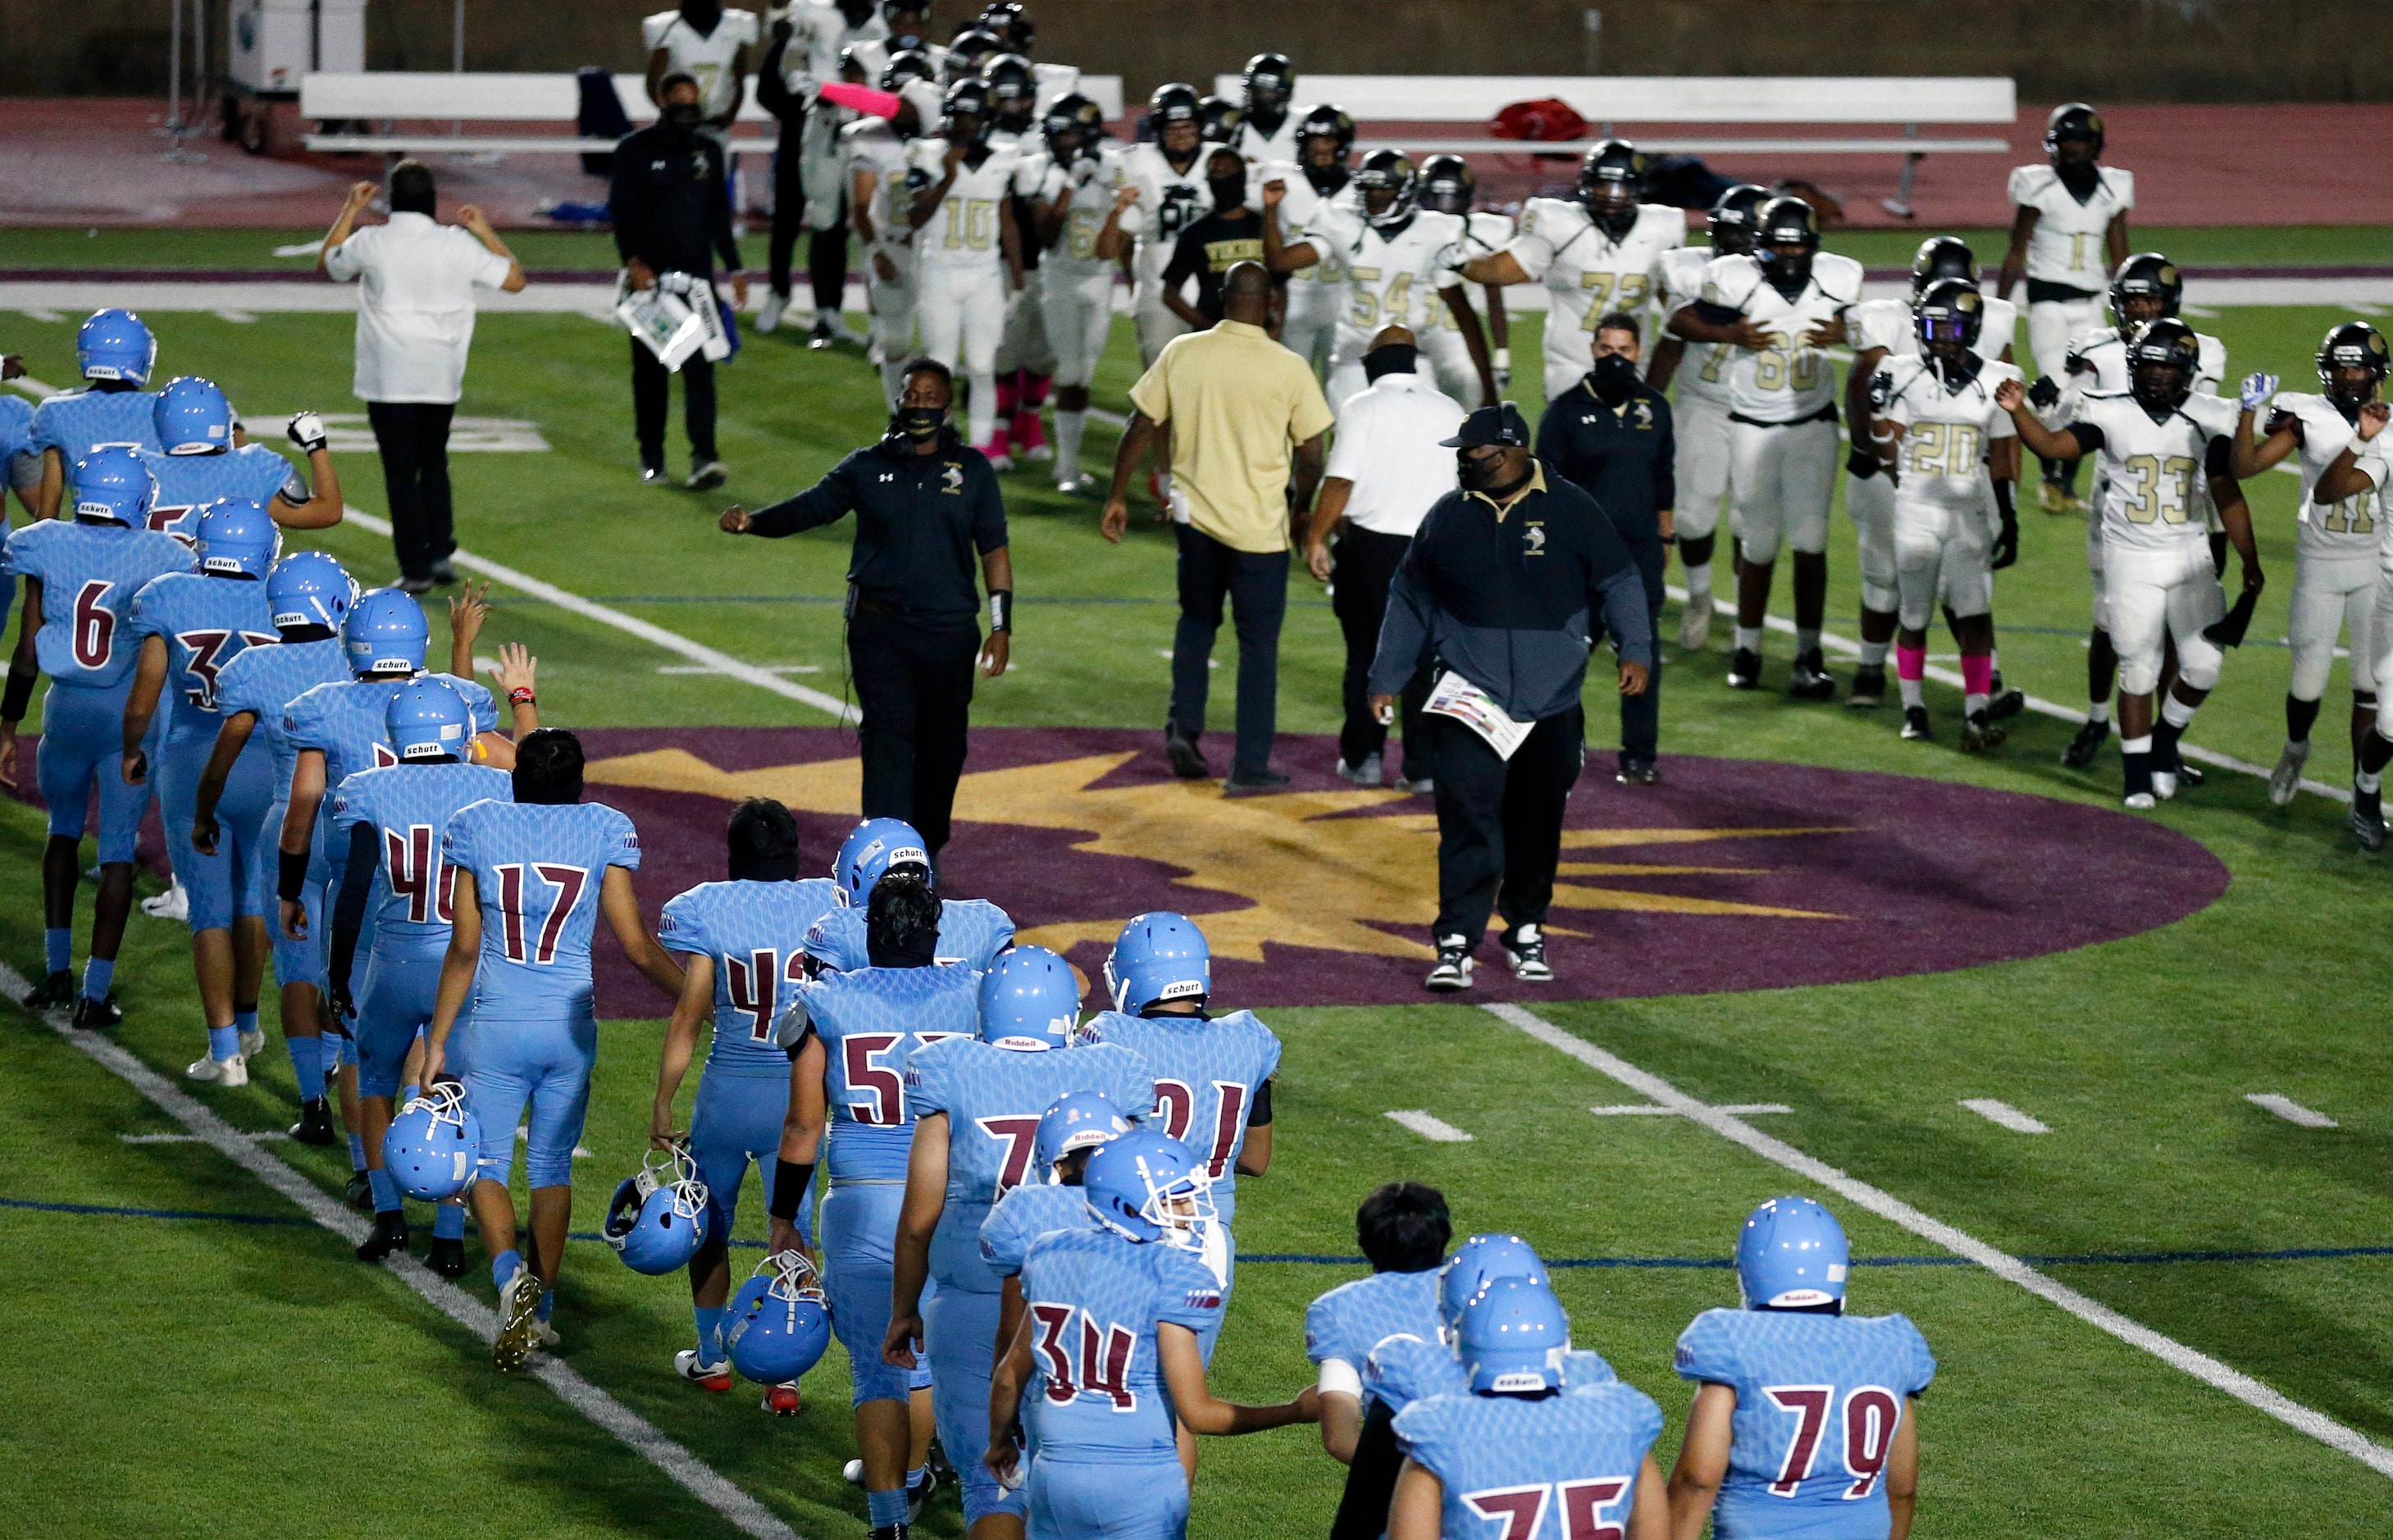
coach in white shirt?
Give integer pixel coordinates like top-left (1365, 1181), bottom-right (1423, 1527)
top-left (1303, 324), bottom-right (1464, 792)
top-left (317, 162), bottom-right (525, 594)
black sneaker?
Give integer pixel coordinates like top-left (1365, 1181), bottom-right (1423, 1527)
top-left (289, 1097), bottom-right (337, 1146)
top-left (2175, 759), bottom-right (2204, 788)
top-left (394, 574), bottom-right (435, 597)
top-left (355, 1210), bottom-right (410, 1261)
top-left (427, 1237), bottom-right (467, 1279)
top-left (809, 316), bottom-right (839, 351)
top-left (2063, 717), bottom-right (2109, 768)
top-left (23, 969), bottom-right (75, 1009)
top-left (2354, 785), bottom-right (2386, 851)
top-left (1224, 768), bottom-right (1291, 793)
top-left (640, 463), bottom-right (671, 488)
top-left (1846, 663), bottom-right (1885, 708)
top-left (868, 1525), bottom-right (911, 1540)
top-left (1616, 756), bottom-right (1658, 786)
top-left (1725, 648), bottom-right (1763, 690)
top-left (1786, 650), bottom-right (1837, 701)
top-left (907, 1465), bottom-right (941, 1524)
top-left (1502, 924), bottom-right (1553, 982)
top-left (1986, 677), bottom-right (2026, 721)
top-left (343, 1170), bottom-right (375, 1210)
top-left (1962, 710), bottom-right (2006, 752)
top-left (685, 460), bottom-right (727, 492)
top-left (428, 559), bottom-right (459, 587)
top-left (1900, 706), bottom-right (1932, 740)
top-left (1164, 727), bottom-right (1210, 780)
top-left (71, 992), bottom-right (122, 1030)
top-left (1424, 935), bottom-right (1475, 992)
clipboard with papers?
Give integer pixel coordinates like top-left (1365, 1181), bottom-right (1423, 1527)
top-left (1424, 670), bottom-right (1533, 760)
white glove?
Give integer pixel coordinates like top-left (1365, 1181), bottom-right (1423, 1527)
top-left (1492, 347), bottom-right (1512, 390)
top-left (286, 412), bottom-right (328, 453)
top-left (2239, 371), bottom-right (2280, 412)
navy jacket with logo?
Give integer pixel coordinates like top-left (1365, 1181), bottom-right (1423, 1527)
top-left (748, 429), bottom-right (1009, 622)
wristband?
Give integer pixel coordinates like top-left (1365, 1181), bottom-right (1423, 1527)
top-left (988, 588), bottom-right (1012, 633)
top-left (278, 848), bottom-right (312, 904)
top-left (2, 666), bottom-right (33, 723)
top-left (508, 687), bottom-right (536, 706)
top-left (768, 1159), bottom-right (816, 1223)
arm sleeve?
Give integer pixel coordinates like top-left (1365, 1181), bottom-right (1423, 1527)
top-left (1155, 1248), bottom-right (1227, 1328)
top-left (1323, 399), bottom-right (1372, 482)
top-left (605, 807), bottom-right (643, 872)
top-left (2204, 434), bottom-right (2233, 479)
top-left (656, 891), bottom-right (706, 958)
top-left (1126, 356), bottom-right (1172, 426)
top-left (1693, 299), bottom-right (1743, 326)
top-left (1671, 1310), bottom-right (1738, 1384)
top-left (754, 36), bottom-right (798, 118)
top-left (610, 153), bottom-right (645, 265)
top-left (2006, 165), bottom-right (2038, 207)
top-left (1328, 1401), bottom-right (1407, 1540)
top-left (328, 818), bottom-right (379, 995)
top-left (749, 459), bottom-right (861, 535)
top-left (323, 230), bottom-right (367, 282)
top-left (1247, 1076), bottom-right (1272, 1125)
top-left (1365, 538), bottom-right (1437, 698)
top-left (971, 470), bottom-right (1009, 556)
top-left (1501, 206), bottom-right (1557, 280)
top-left (1652, 403), bottom-right (1677, 510)
top-left (2066, 423), bottom-right (2104, 456)
top-left (1302, 1291), bottom-right (1343, 1366)
top-left (1288, 365), bottom-right (1336, 445)
top-left (708, 143), bottom-right (742, 271)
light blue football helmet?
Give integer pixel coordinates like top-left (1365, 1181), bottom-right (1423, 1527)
top-left (1735, 1196), bottom-right (1849, 1310)
top-left (978, 944), bottom-right (1082, 1049)
top-left (267, 551), bottom-right (358, 631)
top-left (1083, 1129), bottom-right (1215, 1248)
top-left (196, 499), bottom-right (279, 578)
top-left (834, 816), bottom-right (930, 904)
top-left (1438, 1232), bottom-right (1548, 1331)
top-left (77, 308), bottom-right (156, 385)
top-left (387, 676), bottom-right (473, 762)
top-left (1037, 1088), bottom-right (1129, 1176)
top-left (343, 588), bottom-right (429, 677)
top-left (71, 445), bottom-right (157, 526)
top-left (382, 1082), bottom-right (484, 1201)
top-left (1454, 1274), bottom-right (1570, 1394)
top-left (725, 1251), bottom-right (833, 1386)
top-left (1105, 910), bottom-right (1210, 1014)
top-left (604, 1145), bottom-right (710, 1276)
top-left (154, 376), bottom-right (234, 453)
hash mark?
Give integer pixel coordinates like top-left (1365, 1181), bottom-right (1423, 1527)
top-left (2245, 1093), bottom-right (2337, 1129)
top-left (1384, 1109), bottom-right (1473, 1143)
top-left (1960, 1098), bottom-right (2049, 1133)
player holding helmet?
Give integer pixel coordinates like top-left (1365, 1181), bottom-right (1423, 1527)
top-left (908, 76), bottom-right (1026, 461)
top-left (1416, 154), bottom-right (1512, 409)
top-left (1019, 92), bottom-right (1121, 492)
top-left (843, 59), bottom-right (941, 403)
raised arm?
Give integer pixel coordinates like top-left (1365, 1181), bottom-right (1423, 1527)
top-left (2314, 403), bottom-right (2389, 502)
top-left (722, 458), bottom-right (861, 537)
top-left (1258, 180), bottom-right (1320, 273)
top-left (459, 203), bottom-right (528, 293)
top-left (1995, 375), bottom-right (2083, 461)
top-left (316, 180), bottom-right (377, 278)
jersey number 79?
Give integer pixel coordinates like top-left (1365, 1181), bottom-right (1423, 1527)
top-left (1763, 1383), bottom-right (1904, 1499)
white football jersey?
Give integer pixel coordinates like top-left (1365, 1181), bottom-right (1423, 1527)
top-left (1657, 245), bottom-right (1734, 408)
top-left (1699, 251), bottom-right (1866, 421)
top-left (848, 36), bottom-right (946, 83)
top-left (1424, 210), bottom-right (1513, 335)
top-left (642, 8), bottom-right (761, 121)
top-left (1506, 199), bottom-right (1684, 376)
top-left (1114, 143), bottom-right (1213, 294)
top-left (1876, 356), bottom-right (2021, 509)
top-left (1233, 112), bottom-right (1305, 166)
top-left (841, 117), bottom-right (914, 255)
top-left (2008, 164), bottom-right (2135, 291)
top-left (2074, 390), bottom-right (2236, 553)
top-left (1852, 293), bottom-right (2018, 366)
top-left (2270, 392), bottom-right (2383, 556)
top-left (2065, 325), bottom-right (2227, 397)
top-left (1261, 164), bottom-right (1348, 292)
top-left (908, 139), bottom-right (1019, 273)
top-left (1019, 144), bottom-right (1124, 274)
top-left (1303, 204), bottom-right (1464, 341)
top-left (786, 1), bottom-right (885, 91)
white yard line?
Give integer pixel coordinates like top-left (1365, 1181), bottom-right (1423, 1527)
top-left (1590, 1101), bottom-right (1793, 1116)
top-left (1960, 1098), bottom-right (2052, 1133)
top-left (121, 1129), bottom-right (291, 1144)
top-left (2245, 1093), bottom-right (2339, 1129)
top-left (1384, 1109), bottom-right (1474, 1142)
top-left (1, 963), bottom-right (804, 1540)
top-left (1482, 1000), bottom-right (2393, 1479)
top-left (340, 506), bottom-right (855, 723)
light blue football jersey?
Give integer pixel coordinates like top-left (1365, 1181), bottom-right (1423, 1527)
top-left (285, 671), bottom-right (497, 875)
top-left (657, 876), bottom-right (844, 1076)
top-left (1, 519), bottom-right (194, 686)
top-left (440, 798), bottom-right (641, 1019)
top-left (979, 1180), bottom-right (1098, 1278)
top-left (1393, 1380), bottom-right (1665, 1540)
top-left (905, 1037), bottom-right (1155, 1292)
top-left (1306, 1268), bottom-right (1442, 1378)
top-left (30, 387), bottom-right (160, 464)
top-left (1078, 1007), bottom-right (1280, 1223)
top-left (1366, 1333), bottom-right (1618, 1419)
top-left (331, 761), bottom-right (513, 946)
top-left (214, 636), bottom-right (350, 798)
top-left (801, 895), bottom-right (1016, 973)
top-left (794, 962), bottom-right (982, 1182)
top-left (125, 571), bottom-right (278, 743)
top-left (135, 445), bottom-right (306, 548)
top-left (1673, 1308), bottom-right (1936, 1540)
top-left (0, 394), bottom-right (32, 466)
top-left (1018, 1225), bottom-right (1224, 1460)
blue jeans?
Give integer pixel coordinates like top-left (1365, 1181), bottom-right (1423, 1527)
top-left (1169, 525), bottom-right (1288, 779)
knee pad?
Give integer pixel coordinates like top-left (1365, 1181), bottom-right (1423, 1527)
top-left (1862, 581), bottom-right (1900, 615)
top-left (2174, 636), bottom-right (2224, 694)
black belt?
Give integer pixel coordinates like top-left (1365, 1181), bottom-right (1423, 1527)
top-left (1729, 404), bottom-right (1839, 430)
top-left (848, 589), bottom-right (974, 626)
top-left (2027, 278), bottom-right (2102, 305)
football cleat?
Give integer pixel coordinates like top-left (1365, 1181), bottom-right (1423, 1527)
top-left (868, 1526), bottom-right (910, 1540)
top-left (429, 559), bottom-right (459, 587)
top-left (1053, 472), bottom-right (1097, 495)
top-left (427, 1237), bottom-right (467, 1279)
top-left (755, 290), bottom-right (786, 334)
top-left (2062, 717), bottom-right (2110, 768)
top-left (142, 880), bottom-right (190, 922)
top-left (1845, 663), bottom-right (1885, 708)
top-left (289, 1098), bottom-right (337, 1146)
top-left (343, 1170), bottom-right (375, 1210)
top-left (2124, 791), bottom-right (2157, 810)
top-left (395, 573), bottom-right (435, 597)
top-left (494, 1266), bottom-right (545, 1371)
top-left (1786, 651), bottom-right (1837, 701)
top-left (186, 1052), bottom-right (248, 1087)
top-left (1393, 775), bottom-right (1435, 795)
top-left (1503, 925), bottom-right (1552, 983)
top-left (675, 1349), bottom-right (734, 1392)
top-left (1987, 681), bottom-right (2026, 721)
top-left (536, 1318), bottom-right (562, 1351)
top-left (808, 315), bottom-right (839, 350)
top-left (2038, 481), bottom-right (2085, 517)
top-left (761, 1383), bottom-right (803, 1416)
top-left (238, 1025), bottom-right (266, 1059)
top-left (2152, 769), bottom-right (2179, 801)
top-left (1962, 711), bottom-right (2005, 752)
top-left (1900, 706), bottom-right (1932, 740)
top-left (2268, 740), bottom-right (2311, 806)
top-left (2175, 760), bottom-right (2204, 788)
top-left (1725, 648), bottom-right (1763, 690)
top-left (1676, 592), bottom-right (1712, 653)
top-left (1336, 753), bottom-right (1383, 787)
top-left (685, 461), bottom-right (727, 492)
top-left (978, 442), bottom-right (1014, 472)
top-left (1616, 756), bottom-right (1658, 786)
top-left (2351, 786), bottom-right (2386, 850)
top-left (1425, 936), bottom-right (1475, 993)
top-left (71, 993), bottom-right (123, 1030)
top-left (355, 1210), bottom-right (409, 1262)
top-left (24, 970), bottom-right (75, 1009)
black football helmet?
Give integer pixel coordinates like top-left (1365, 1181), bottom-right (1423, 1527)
top-left (2318, 321), bottom-right (2391, 408)
top-left (1150, 82), bottom-right (1201, 129)
top-left (1579, 139), bottom-right (1648, 227)
top-left (942, 78), bottom-right (994, 143)
top-left (979, 1), bottom-right (1033, 52)
top-left (879, 48), bottom-right (936, 93)
top-left (1706, 184), bottom-right (1768, 256)
top-left (2127, 318), bottom-right (2201, 411)
top-left (2044, 102), bottom-right (2104, 161)
top-left (1910, 235), bottom-right (1977, 297)
top-left (1296, 103), bottom-right (1355, 191)
top-left (946, 28), bottom-right (1003, 83)
top-left (1243, 52), bottom-right (1294, 116)
top-left (1915, 278), bottom-right (1985, 361)
top-left (1042, 92), bottom-right (1104, 161)
top-left (880, 0), bottom-right (929, 29)
top-left (1420, 153), bottom-right (1475, 216)
top-left (836, 43), bottom-right (870, 83)
top-left (983, 53), bottom-right (1037, 121)
top-left (2109, 252), bottom-right (2183, 329)
top-left (1197, 93), bottom-right (1244, 145)
top-left (1754, 196), bottom-right (1821, 288)
top-left (1354, 148), bottom-right (1418, 228)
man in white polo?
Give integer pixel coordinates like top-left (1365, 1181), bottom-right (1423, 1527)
top-left (1303, 324), bottom-right (1464, 792)
top-left (317, 162), bottom-right (525, 594)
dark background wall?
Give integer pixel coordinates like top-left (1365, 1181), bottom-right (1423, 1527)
top-left (2, 0), bottom-right (2382, 104)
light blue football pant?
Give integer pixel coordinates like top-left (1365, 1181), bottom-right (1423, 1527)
top-left (690, 1065), bottom-right (812, 1249)
top-left (822, 1179), bottom-right (912, 1406)
top-left (257, 802), bottom-right (326, 990)
top-left (356, 935), bottom-right (464, 1099)
top-left (929, 1283), bottom-right (1028, 1525)
top-left (35, 679), bottom-right (147, 863)
top-left (1029, 1455), bottom-right (1188, 1539)
top-left (158, 731), bottom-right (272, 932)
top-left (458, 1009), bottom-right (595, 1189)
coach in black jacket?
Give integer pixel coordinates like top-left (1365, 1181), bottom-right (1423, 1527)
top-left (719, 358), bottom-right (1012, 859)
top-left (611, 72), bottom-right (747, 490)
top-left (1369, 402), bottom-right (1651, 992)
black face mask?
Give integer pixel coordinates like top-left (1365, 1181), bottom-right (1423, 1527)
top-left (1362, 343), bottom-right (1416, 381)
top-left (895, 405), bottom-right (946, 442)
top-left (662, 102), bottom-right (704, 130)
top-left (1458, 449), bottom-right (1529, 496)
top-left (1209, 175), bottom-right (1247, 211)
top-left (1303, 162), bottom-right (1349, 197)
top-left (681, 0), bottom-right (724, 30)
top-left (1590, 353), bottom-right (1639, 403)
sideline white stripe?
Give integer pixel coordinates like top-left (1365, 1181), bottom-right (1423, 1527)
top-left (1, 964), bottom-right (805, 1539)
top-left (1384, 1109), bottom-right (1474, 1142)
top-left (338, 506), bottom-right (855, 723)
top-left (1482, 1000), bottom-right (2393, 1478)
top-left (1666, 583), bottom-right (2352, 804)
top-left (1960, 1097), bottom-right (2051, 1133)
top-left (2246, 1093), bottom-right (2339, 1129)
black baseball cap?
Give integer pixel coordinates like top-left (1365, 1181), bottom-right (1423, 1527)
top-left (1440, 401), bottom-right (1532, 449)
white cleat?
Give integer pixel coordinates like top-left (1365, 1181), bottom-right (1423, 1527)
top-left (1017, 442), bottom-right (1054, 464)
top-left (2151, 770), bottom-right (2179, 802)
top-left (1676, 592), bottom-right (1712, 653)
top-left (2124, 791), bottom-right (2157, 810)
top-left (142, 880), bottom-right (190, 922)
top-left (536, 1319), bottom-right (561, 1351)
top-left (186, 1053), bottom-right (248, 1087)
top-left (1053, 472), bottom-right (1097, 495)
top-left (2268, 739), bottom-right (2310, 807)
top-left (494, 1267), bottom-right (544, 1371)
top-left (754, 289), bottom-right (786, 334)
top-left (675, 1350), bottom-right (733, 1392)
top-left (843, 1458), bottom-right (866, 1486)
top-left (238, 1027), bottom-right (266, 1059)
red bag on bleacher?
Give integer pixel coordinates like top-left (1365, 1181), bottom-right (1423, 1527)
top-left (1489, 98), bottom-right (1588, 143)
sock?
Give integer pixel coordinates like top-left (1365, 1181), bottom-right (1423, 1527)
top-left (288, 1035), bottom-right (326, 1100)
top-left (995, 371), bottom-right (1019, 420)
top-left (908, 1466), bottom-right (929, 1492)
top-left (1898, 675), bottom-right (1926, 710)
top-left (1023, 371), bottom-right (1051, 408)
top-left (1960, 654), bottom-right (1994, 699)
top-left (1734, 626), bottom-right (1763, 654)
top-left (879, 358), bottom-right (906, 406)
top-left (967, 369), bottom-right (998, 449)
top-left (1989, 648), bottom-right (2003, 683)
top-left (695, 1305), bottom-right (725, 1360)
top-left (348, 1132), bottom-right (367, 1172)
top-left (1895, 644), bottom-right (1926, 683)
top-left (234, 1007), bottom-right (258, 1044)
top-left (434, 1201), bottom-right (466, 1241)
top-left (82, 956), bottom-right (115, 1001)
top-left (2161, 694), bottom-right (2197, 731)
top-left (400, 1082), bottom-right (420, 1107)
top-left (538, 1288), bottom-right (555, 1324)
top-left (367, 1167), bottom-right (402, 1214)
top-left (867, 1488), bottom-right (910, 1528)
top-left (1055, 408), bottom-right (1087, 477)
top-left (1684, 561), bottom-right (1712, 599)
top-left (45, 927), bottom-right (71, 977)
top-left (1964, 691), bottom-right (1988, 719)
top-left (2122, 734), bottom-right (2154, 795)
top-left (2122, 734), bottom-right (2153, 756)
top-left (493, 1248), bottom-right (523, 1290)
top-left (2087, 699), bottom-right (2111, 725)
top-left (207, 1024), bottom-right (239, 1061)
top-left (1796, 627), bottom-right (1821, 658)
top-left (2361, 768), bottom-right (2385, 794)
top-left (2286, 695), bottom-right (2322, 745)
top-left (2363, 729), bottom-right (2393, 776)
top-left (1858, 640), bottom-right (1889, 667)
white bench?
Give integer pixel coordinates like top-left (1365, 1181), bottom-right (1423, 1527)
top-left (1210, 75), bottom-right (2015, 218)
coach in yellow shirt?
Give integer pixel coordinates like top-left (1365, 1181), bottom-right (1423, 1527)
top-left (1102, 262), bottom-right (1334, 790)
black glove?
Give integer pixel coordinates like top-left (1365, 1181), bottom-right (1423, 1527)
top-left (2026, 376), bottom-right (2061, 411)
top-left (1845, 444), bottom-right (1880, 480)
top-left (1990, 513), bottom-right (2020, 571)
top-left (329, 978), bottom-right (357, 1023)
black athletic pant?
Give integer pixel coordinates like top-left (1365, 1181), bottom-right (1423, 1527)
top-left (768, 146), bottom-right (850, 313)
top-left (365, 401), bottom-right (456, 581)
top-left (1428, 704), bottom-right (1584, 944)
top-left (849, 601), bottom-right (980, 859)
top-left (1332, 526), bottom-right (1430, 777)
top-left (1170, 524), bottom-right (1287, 779)
top-left (1618, 536), bottom-right (1666, 763)
top-left (630, 339), bottom-right (717, 471)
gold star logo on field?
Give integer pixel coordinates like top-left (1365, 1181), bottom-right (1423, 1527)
top-left (586, 748), bottom-right (1853, 962)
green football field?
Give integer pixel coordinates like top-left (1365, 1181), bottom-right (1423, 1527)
top-left (3, 226), bottom-right (2391, 1537)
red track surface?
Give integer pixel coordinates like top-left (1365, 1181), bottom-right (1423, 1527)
top-left (2, 98), bottom-right (2389, 230)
